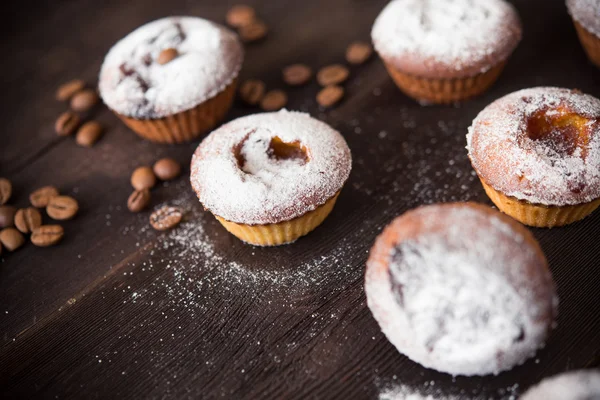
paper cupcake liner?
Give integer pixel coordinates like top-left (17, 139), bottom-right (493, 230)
top-left (115, 79), bottom-right (238, 144)
top-left (214, 193), bottom-right (340, 246)
top-left (480, 179), bottom-right (600, 228)
top-left (572, 21), bottom-right (600, 68)
top-left (383, 62), bottom-right (507, 104)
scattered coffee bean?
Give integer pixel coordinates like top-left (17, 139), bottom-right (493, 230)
top-left (239, 20), bottom-right (268, 43)
top-left (282, 64), bottom-right (313, 86)
top-left (55, 111), bottom-right (81, 136)
top-left (14, 207), bottom-right (42, 234)
top-left (150, 206), bottom-right (182, 231)
top-left (0, 178), bottom-right (12, 205)
top-left (47, 196), bottom-right (79, 221)
top-left (56, 79), bottom-right (85, 101)
top-left (346, 41), bottom-right (373, 65)
top-left (30, 186), bottom-right (60, 208)
top-left (260, 90), bottom-right (288, 111)
top-left (31, 225), bottom-right (64, 247)
top-left (70, 89), bottom-right (99, 112)
top-left (153, 158), bottom-right (181, 181)
top-left (317, 85), bottom-right (345, 108)
top-left (157, 48), bottom-right (178, 65)
top-left (317, 64), bottom-right (350, 86)
top-left (0, 206), bottom-right (17, 228)
top-left (239, 79), bottom-right (266, 105)
top-left (226, 5), bottom-right (256, 28)
top-left (131, 166), bottom-right (156, 190)
top-left (127, 189), bottom-right (151, 213)
top-left (0, 228), bottom-right (25, 251)
top-left (76, 121), bottom-right (103, 147)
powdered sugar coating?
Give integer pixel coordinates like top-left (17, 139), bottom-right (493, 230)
top-left (365, 203), bottom-right (557, 376)
top-left (190, 110), bottom-right (352, 225)
top-left (99, 17), bottom-right (243, 119)
top-left (467, 87), bottom-right (600, 206)
top-left (567, 0), bottom-right (600, 38)
top-left (371, 0), bottom-right (522, 78)
top-left (521, 370), bottom-right (600, 400)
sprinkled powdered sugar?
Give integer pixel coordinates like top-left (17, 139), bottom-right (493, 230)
top-left (371, 0), bottom-right (522, 78)
top-left (467, 87), bottom-right (600, 206)
top-left (567, 0), bottom-right (600, 37)
top-left (521, 370), bottom-right (600, 400)
top-left (190, 110), bottom-right (352, 225)
top-left (99, 17), bottom-right (243, 119)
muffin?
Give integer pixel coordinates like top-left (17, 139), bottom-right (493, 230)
top-left (190, 110), bottom-right (352, 246)
top-left (99, 17), bottom-right (243, 143)
top-left (467, 87), bottom-right (600, 228)
top-left (371, 0), bottom-right (522, 104)
top-left (567, 0), bottom-right (600, 68)
top-left (521, 370), bottom-right (600, 400)
top-left (365, 202), bottom-right (557, 376)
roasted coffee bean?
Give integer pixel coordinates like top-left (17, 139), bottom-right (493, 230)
top-left (30, 186), bottom-right (59, 208)
top-left (0, 206), bottom-right (16, 228)
top-left (150, 206), bottom-right (182, 231)
top-left (76, 121), bottom-right (103, 147)
top-left (239, 20), bottom-right (268, 43)
top-left (260, 90), bottom-right (288, 111)
top-left (131, 166), bottom-right (156, 190)
top-left (14, 207), bottom-right (42, 234)
top-left (317, 64), bottom-right (350, 86)
top-left (127, 189), bottom-right (151, 213)
top-left (153, 158), bottom-right (181, 181)
top-left (56, 79), bottom-right (85, 101)
top-left (239, 79), bottom-right (266, 105)
top-left (317, 85), bottom-right (344, 108)
top-left (157, 48), bottom-right (178, 65)
top-left (0, 228), bottom-right (25, 251)
top-left (282, 64), bottom-right (312, 86)
top-left (70, 89), bottom-right (99, 112)
top-left (226, 5), bottom-right (256, 27)
top-left (55, 111), bottom-right (81, 136)
top-left (0, 178), bottom-right (12, 205)
top-left (31, 225), bottom-right (64, 247)
top-left (345, 42), bottom-right (373, 65)
top-left (47, 196), bottom-right (79, 221)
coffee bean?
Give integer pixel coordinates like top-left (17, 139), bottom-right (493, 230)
top-left (226, 5), bottom-right (256, 27)
top-left (0, 178), bottom-right (12, 205)
top-left (239, 79), bottom-right (266, 105)
top-left (14, 207), bottom-right (42, 234)
top-left (131, 166), bottom-right (156, 190)
top-left (317, 85), bottom-right (344, 108)
top-left (150, 206), bottom-right (182, 231)
top-left (55, 111), bottom-right (81, 136)
top-left (0, 228), bottom-right (25, 251)
top-left (47, 196), bottom-right (79, 221)
top-left (157, 48), bottom-right (178, 65)
top-left (0, 206), bottom-right (17, 228)
top-left (76, 121), bottom-right (103, 147)
top-left (345, 42), bottom-right (373, 65)
top-left (30, 186), bottom-right (60, 208)
top-left (70, 89), bottom-right (99, 112)
top-left (317, 64), bottom-right (350, 86)
top-left (153, 158), bottom-right (181, 181)
top-left (127, 189), bottom-right (151, 213)
top-left (239, 20), bottom-right (268, 43)
top-left (56, 79), bottom-right (85, 101)
top-left (282, 64), bottom-right (313, 86)
top-left (260, 90), bottom-right (288, 111)
top-left (31, 225), bottom-right (64, 247)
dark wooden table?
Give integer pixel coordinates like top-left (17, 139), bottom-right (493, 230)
top-left (1, 0), bottom-right (599, 398)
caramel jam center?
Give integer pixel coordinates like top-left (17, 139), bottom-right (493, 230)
top-left (234, 134), bottom-right (309, 172)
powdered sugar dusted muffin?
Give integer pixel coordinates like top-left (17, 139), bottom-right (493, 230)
top-left (371, 0), bottom-right (521, 104)
top-left (190, 110), bottom-right (352, 246)
top-left (99, 16), bottom-right (243, 143)
top-left (365, 202), bottom-right (557, 376)
top-left (467, 87), bottom-right (600, 227)
top-left (521, 370), bottom-right (600, 400)
top-left (567, 0), bottom-right (600, 68)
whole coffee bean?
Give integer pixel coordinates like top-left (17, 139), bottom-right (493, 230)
top-left (127, 189), bottom-right (151, 213)
top-left (0, 178), bottom-right (12, 205)
top-left (157, 48), bottom-right (178, 65)
top-left (0, 206), bottom-right (17, 228)
top-left (150, 206), bottom-right (182, 231)
top-left (47, 196), bottom-right (79, 221)
top-left (0, 228), bottom-right (25, 251)
top-left (14, 207), bottom-right (42, 234)
top-left (239, 20), bottom-right (268, 43)
top-left (345, 42), bottom-right (373, 65)
top-left (282, 64), bottom-right (313, 86)
top-left (55, 111), bottom-right (81, 136)
top-left (76, 121), bottom-right (103, 147)
top-left (260, 90), bottom-right (288, 111)
top-left (239, 79), bottom-right (266, 105)
top-left (31, 225), bottom-right (64, 247)
top-left (70, 89), bottom-right (99, 112)
top-left (226, 5), bottom-right (256, 27)
top-left (30, 186), bottom-right (60, 208)
top-left (317, 64), bottom-right (350, 86)
top-left (56, 79), bottom-right (85, 101)
top-left (153, 158), bottom-right (181, 181)
top-left (131, 166), bottom-right (156, 190)
top-left (317, 85), bottom-right (344, 108)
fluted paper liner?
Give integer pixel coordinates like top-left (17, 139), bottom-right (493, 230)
top-left (572, 21), bottom-right (600, 69)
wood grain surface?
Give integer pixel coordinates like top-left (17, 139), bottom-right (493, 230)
top-left (1, 0), bottom-right (599, 399)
